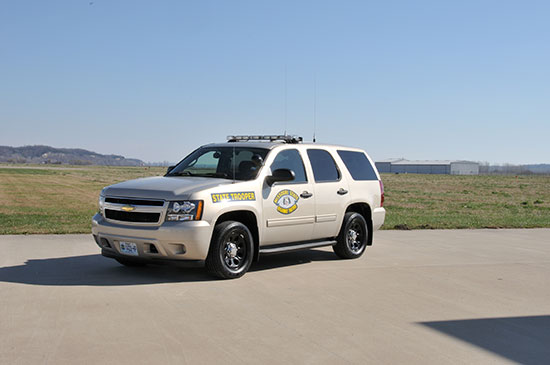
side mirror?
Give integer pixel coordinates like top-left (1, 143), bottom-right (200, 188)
top-left (266, 168), bottom-right (295, 186)
top-left (166, 165), bottom-right (175, 174)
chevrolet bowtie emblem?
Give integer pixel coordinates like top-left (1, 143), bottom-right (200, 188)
top-left (121, 205), bottom-right (135, 212)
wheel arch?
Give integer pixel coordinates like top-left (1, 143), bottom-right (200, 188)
top-left (345, 202), bottom-right (373, 246)
top-left (214, 210), bottom-right (260, 261)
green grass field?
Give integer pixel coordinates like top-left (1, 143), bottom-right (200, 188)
top-left (0, 165), bottom-right (166, 234)
top-left (0, 165), bottom-right (549, 234)
top-left (381, 173), bottom-right (550, 230)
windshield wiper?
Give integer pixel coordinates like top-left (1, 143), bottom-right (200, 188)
top-left (213, 172), bottom-right (233, 179)
top-left (170, 171), bottom-right (236, 180)
top-left (197, 172), bottom-right (234, 180)
top-left (170, 171), bottom-right (194, 176)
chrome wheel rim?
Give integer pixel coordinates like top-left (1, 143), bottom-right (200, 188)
top-left (346, 219), bottom-right (364, 253)
top-left (222, 230), bottom-right (247, 270)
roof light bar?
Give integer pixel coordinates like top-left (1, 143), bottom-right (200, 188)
top-left (227, 135), bottom-right (303, 144)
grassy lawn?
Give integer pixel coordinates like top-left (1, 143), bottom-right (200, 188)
top-left (0, 165), bottom-right (165, 234)
top-left (0, 165), bottom-right (549, 234)
top-left (381, 173), bottom-right (550, 229)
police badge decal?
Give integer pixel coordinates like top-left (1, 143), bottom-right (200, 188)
top-left (273, 189), bottom-right (299, 214)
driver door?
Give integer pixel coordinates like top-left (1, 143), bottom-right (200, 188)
top-left (261, 149), bottom-right (315, 246)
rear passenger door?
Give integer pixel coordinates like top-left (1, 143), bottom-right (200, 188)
top-left (306, 149), bottom-right (350, 239)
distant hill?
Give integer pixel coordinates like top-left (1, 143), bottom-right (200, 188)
top-left (0, 145), bottom-right (144, 166)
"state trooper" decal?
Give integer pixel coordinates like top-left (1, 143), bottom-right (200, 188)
top-left (273, 189), bottom-right (299, 214)
top-left (211, 192), bottom-right (256, 203)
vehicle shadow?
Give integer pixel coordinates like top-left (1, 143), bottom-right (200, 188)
top-left (250, 249), bottom-right (339, 272)
top-left (0, 249), bottom-right (339, 286)
top-left (0, 254), bottom-right (214, 286)
top-left (420, 315), bottom-right (550, 365)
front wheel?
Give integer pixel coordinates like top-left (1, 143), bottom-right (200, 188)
top-left (333, 212), bottom-right (368, 259)
top-left (205, 221), bottom-right (254, 279)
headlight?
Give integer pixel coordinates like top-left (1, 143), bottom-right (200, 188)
top-left (98, 194), bottom-right (105, 216)
top-left (166, 200), bottom-right (203, 221)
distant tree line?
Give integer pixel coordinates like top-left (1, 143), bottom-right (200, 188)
top-left (146, 161), bottom-right (176, 167)
top-left (478, 162), bottom-right (550, 175)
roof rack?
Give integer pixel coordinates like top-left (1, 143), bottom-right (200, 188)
top-left (227, 135), bottom-right (303, 144)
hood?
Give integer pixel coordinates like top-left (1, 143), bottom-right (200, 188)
top-left (102, 176), bottom-right (233, 200)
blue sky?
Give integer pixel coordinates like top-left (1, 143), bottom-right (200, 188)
top-left (1, 0), bottom-right (549, 164)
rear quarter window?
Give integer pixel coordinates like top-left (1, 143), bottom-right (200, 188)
top-left (337, 150), bottom-right (378, 181)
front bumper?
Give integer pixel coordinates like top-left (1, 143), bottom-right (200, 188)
top-left (91, 213), bottom-right (213, 262)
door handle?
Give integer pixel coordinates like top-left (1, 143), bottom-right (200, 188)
top-left (300, 191), bottom-right (313, 199)
top-left (337, 188), bottom-right (348, 195)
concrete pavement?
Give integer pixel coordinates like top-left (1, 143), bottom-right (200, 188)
top-left (1, 229), bottom-right (549, 364)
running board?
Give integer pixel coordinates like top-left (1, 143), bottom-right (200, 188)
top-left (259, 240), bottom-right (336, 255)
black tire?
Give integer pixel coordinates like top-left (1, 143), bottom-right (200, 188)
top-left (333, 212), bottom-right (368, 259)
top-left (205, 221), bottom-right (254, 279)
top-left (115, 258), bottom-right (146, 267)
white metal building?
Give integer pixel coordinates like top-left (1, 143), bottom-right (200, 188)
top-left (375, 159), bottom-right (479, 175)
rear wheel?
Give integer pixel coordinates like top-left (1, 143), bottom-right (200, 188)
top-left (333, 212), bottom-right (368, 259)
top-left (206, 221), bottom-right (254, 279)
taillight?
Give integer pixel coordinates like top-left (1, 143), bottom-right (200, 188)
top-left (379, 180), bottom-right (384, 207)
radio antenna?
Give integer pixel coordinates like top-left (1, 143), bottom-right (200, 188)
top-left (313, 74), bottom-right (317, 143)
top-left (284, 65), bottom-right (288, 136)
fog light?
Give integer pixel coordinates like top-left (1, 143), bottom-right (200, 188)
top-left (170, 244), bottom-right (186, 255)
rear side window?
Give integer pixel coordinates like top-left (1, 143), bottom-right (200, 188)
top-left (307, 149), bottom-right (340, 182)
top-left (337, 150), bottom-right (378, 181)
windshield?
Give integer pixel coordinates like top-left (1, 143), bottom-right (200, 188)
top-left (167, 146), bottom-right (270, 181)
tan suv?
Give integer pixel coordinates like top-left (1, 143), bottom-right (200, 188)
top-left (92, 135), bottom-right (385, 279)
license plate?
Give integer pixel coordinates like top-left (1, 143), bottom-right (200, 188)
top-left (119, 241), bottom-right (138, 256)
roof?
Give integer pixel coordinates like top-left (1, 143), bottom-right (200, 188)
top-left (204, 142), bottom-right (284, 150)
top-left (204, 141), bottom-right (366, 151)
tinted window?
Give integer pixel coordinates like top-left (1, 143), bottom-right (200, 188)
top-left (307, 149), bottom-right (340, 182)
top-left (271, 149), bottom-right (307, 183)
top-left (181, 150), bottom-right (219, 175)
top-left (337, 150), bottom-right (378, 181)
top-left (167, 147), bottom-right (269, 181)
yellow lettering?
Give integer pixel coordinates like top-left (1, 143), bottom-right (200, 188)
top-left (212, 192), bottom-right (255, 203)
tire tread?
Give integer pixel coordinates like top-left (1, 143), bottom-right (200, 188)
top-left (205, 221), bottom-right (253, 279)
top-left (333, 212), bottom-right (368, 259)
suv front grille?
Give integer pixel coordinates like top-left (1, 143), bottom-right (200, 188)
top-left (105, 197), bottom-right (164, 207)
top-left (105, 209), bottom-right (161, 223)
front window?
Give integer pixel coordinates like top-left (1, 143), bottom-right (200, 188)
top-left (270, 149), bottom-right (307, 183)
top-left (167, 147), bottom-right (269, 181)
